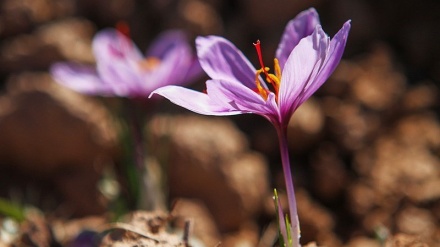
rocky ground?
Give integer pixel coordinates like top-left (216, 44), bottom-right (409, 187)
top-left (0, 0), bottom-right (439, 246)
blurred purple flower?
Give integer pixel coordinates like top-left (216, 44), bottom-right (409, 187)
top-left (151, 8), bottom-right (350, 246)
top-left (51, 28), bottom-right (201, 98)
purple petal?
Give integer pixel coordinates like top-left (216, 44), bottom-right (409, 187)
top-left (298, 21), bottom-right (351, 105)
top-left (146, 30), bottom-right (187, 58)
top-left (181, 57), bottom-right (203, 84)
top-left (144, 30), bottom-right (199, 88)
top-left (93, 28), bottom-right (143, 62)
top-left (50, 62), bottom-right (116, 95)
top-left (276, 8), bottom-right (320, 69)
top-left (278, 21), bottom-right (351, 123)
top-left (143, 52), bottom-right (186, 91)
top-left (150, 85), bottom-right (242, 116)
top-left (92, 29), bottom-right (145, 93)
top-left (142, 40), bottom-right (200, 92)
top-left (278, 26), bottom-right (329, 123)
top-left (206, 79), bottom-right (280, 122)
top-left (196, 36), bottom-right (258, 89)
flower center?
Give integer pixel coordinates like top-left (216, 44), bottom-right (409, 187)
top-left (253, 40), bottom-right (282, 101)
top-left (116, 21), bottom-right (162, 71)
top-left (138, 57), bottom-right (161, 71)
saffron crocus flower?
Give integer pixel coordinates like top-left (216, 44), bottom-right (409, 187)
top-left (51, 28), bottom-right (201, 98)
top-left (151, 8), bottom-right (350, 247)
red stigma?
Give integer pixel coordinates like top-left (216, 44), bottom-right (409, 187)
top-left (116, 21), bottom-right (130, 38)
top-left (253, 40), bottom-right (273, 84)
top-left (253, 40), bottom-right (265, 70)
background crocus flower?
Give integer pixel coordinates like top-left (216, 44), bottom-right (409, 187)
top-left (51, 27), bottom-right (202, 212)
top-left (151, 8), bottom-right (350, 247)
top-left (51, 28), bottom-right (201, 98)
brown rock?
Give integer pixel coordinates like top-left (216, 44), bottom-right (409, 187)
top-left (396, 207), bottom-right (436, 240)
top-left (345, 237), bottom-right (381, 247)
top-left (0, 72), bottom-right (117, 216)
top-left (349, 45), bottom-right (406, 111)
top-left (288, 98), bottom-right (325, 152)
top-left (99, 211), bottom-right (187, 247)
top-left (402, 84), bottom-right (438, 111)
top-left (172, 199), bottom-right (221, 247)
top-left (296, 190), bottom-right (340, 246)
top-left (37, 17), bottom-right (96, 64)
top-left (0, 33), bottom-right (62, 73)
top-left (0, 0), bottom-right (75, 37)
top-left (51, 216), bottom-right (106, 245)
top-left (221, 221), bottom-right (259, 247)
top-left (385, 233), bottom-right (429, 247)
top-left (149, 114), bottom-right (269, 232)
top-left (15, 210), bottom-right (53, 247)
top-left (0, 17), bottom-right (95, 74)
top-left (178, 0), bottom-right (223, 35)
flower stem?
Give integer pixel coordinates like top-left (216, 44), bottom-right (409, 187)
top-left (126, 99), bottom-right (165, 211)
top-left (128, 101), bottom-right (145, 172)
top-left (276, 126), bottom-right (300, 247)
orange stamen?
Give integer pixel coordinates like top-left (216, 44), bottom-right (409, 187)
top-left (138, 57), bottom-right (161, 71)
top-left (255, 68), bottom-right (269, 100)
top-left (253, 40), bottom-right (282, 101)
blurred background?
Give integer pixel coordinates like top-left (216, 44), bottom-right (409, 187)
top-left (0, 0), bottom-right (439, 246)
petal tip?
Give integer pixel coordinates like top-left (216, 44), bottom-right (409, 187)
top-left (337, 20), bottom-right (352, 40)
top-left (305, 7), bottom-right (318, 16)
